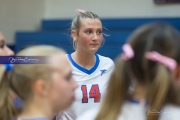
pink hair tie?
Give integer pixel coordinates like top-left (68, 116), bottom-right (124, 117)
top-left (122, 44), bottom-right (134, 60)
top-left (75, 8), bottom-right (85, 13)
top-left (145, 51), bottom-right (177, 70)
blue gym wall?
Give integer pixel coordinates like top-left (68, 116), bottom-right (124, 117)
top-left (0, 0), bottom-right (180, 60)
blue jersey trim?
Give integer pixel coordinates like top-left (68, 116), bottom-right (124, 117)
top-left (15, 118), bottom-right (50, 120)
top-left (128, 99), bottom-right (149, 105)
top-left (129, 99), bottom-right (140, 104)
top-left (13, 96), bottom-right (23, 108)
top-left (67, 54), bottom-right (100, 75)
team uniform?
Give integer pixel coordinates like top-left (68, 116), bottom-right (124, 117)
top-left (56, 54), bottom-right (114, 120)
top-left (76, 100), bottom-right (180, 120)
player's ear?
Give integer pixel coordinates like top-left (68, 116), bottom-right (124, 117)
top-left (71, 30), bottom-right (77, 40)
top-left (34, 79), bottom-right (50, 97)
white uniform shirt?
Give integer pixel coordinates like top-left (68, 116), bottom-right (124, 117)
top-left (76, 101), bottom-right (180, 120)
top-left (56, 54), bottom-right (114, 120)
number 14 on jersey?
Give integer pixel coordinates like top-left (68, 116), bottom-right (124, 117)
top-left (81, 85), bottom-right (101, 103)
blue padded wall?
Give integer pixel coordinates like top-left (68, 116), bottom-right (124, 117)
top-left (16, 18), bottom-right (180, 60)
top-left (42, 18), bottom-right (180, 31)
top-left (15, 32), bottom-right (73, 52)
top-left (42, 19), bottom-right (72, 31)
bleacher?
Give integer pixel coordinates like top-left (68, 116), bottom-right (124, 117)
top-left (15, 18), bottom-right (180, 60)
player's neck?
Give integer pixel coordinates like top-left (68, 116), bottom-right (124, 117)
top-left (72, 51), bottom-right (96, 70)
top-left (18, 98), bottom-right (53, 119)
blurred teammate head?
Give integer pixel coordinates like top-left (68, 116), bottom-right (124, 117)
top-left (0, 45), bottom-right (78, 120)
top-left (71, 9), bottom-right (103, 53)
top-left (96, 23), bottom-right (180, 120)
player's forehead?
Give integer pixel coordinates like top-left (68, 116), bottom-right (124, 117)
top-left (79, 18), bottom-right (102, 29)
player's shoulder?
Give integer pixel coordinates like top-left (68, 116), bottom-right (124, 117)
top-left (76, 107), bottom-right (99, 120)
top-left (159, 104), bottom-right (180, 120)
top-left (97, 54), bottom-right (114, 65)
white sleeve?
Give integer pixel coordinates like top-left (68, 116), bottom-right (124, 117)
top-left (159, 105), bottom-right (180, 120)
top-left (76, 108), bottom-right (99, 120)
top-left (55, 111), bottom-right (75, 120)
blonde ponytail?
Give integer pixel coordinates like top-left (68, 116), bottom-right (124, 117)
top-left (0, 65), bottom-right (19, 120)
top-left (147, 64), bottom-right (170, 120)
top-left (95, 57), bottom-right (131, 120)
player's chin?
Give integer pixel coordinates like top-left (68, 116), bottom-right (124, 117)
top-left (89, 47), bottom-right (100, 53)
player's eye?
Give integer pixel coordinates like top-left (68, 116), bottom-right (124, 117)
top-left (97, 30), bottom-right (102, 35)
top-left (86, 30), bottom-right (92, 34)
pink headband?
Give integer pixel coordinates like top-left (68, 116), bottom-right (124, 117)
top-left (75, 8), bottom-right (85, 13)
top-left (122, 44), bottom-right (134, 60)
top-left (145, 51), bottom-right (177, 70)
top-left (122, 44), bottom-right (177, 70)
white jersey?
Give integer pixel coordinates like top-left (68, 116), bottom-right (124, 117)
top-left (76, 101), bottom-right (180, 120)
top-left (56, 54), bottom-right (114, 120)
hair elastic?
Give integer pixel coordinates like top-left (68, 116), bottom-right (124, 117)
top-left (122, 44), bottom-right (134, 60)
top-left (75, 8), bottom-right (85, 13)
top-left (4, 64), bottom-right (13, 72)
top-left (146, 51), bottom-right (177, 70)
